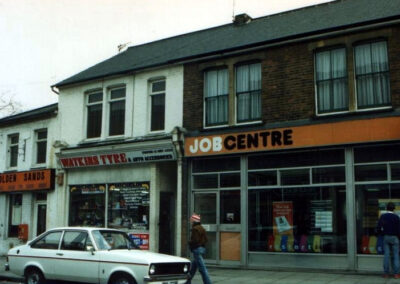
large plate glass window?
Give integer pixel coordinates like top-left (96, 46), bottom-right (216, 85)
top-left (108, 182), bottom-right (150, 231)
top-left (354, 41), bottom-right (390, 109)
top-left (236, 62), bottom-right (261, 122)
top-left (315, 47), bottom-right (348, 114)
top-left (204, 68), bottom-right (228, 127)
top-left (108, 87), bottom-right (126, 136)
top-left (355, 144), bottom-right (400, 255)
top-left (69, 184), bottom-right (105, 227)
top-left (150, 80), bottom-right (165, 132)
top-left (86, 91), bottom-right (103, 138)
top-left (248, 149), bottom-right (347, 254)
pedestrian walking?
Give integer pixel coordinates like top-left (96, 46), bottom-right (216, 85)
top-left (376, 202), bottom-right (400, 278)
top-left (186, 213), bottom-right (212, 284)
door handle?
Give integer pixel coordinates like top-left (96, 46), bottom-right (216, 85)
top-left (56, 253), bottom-right (64, 256)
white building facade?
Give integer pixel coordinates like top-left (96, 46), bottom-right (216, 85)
top-left (0, 104), bottom-right (60, 254)
top-left (55, 65), bottom-right (185, 255)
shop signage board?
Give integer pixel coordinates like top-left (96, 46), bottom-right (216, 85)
top-left (185, 116), bottom-right (400, 156)
top-left (59, 147), bottom-right (176, 168)
top-left (0, 169), bottom-right (54, 192)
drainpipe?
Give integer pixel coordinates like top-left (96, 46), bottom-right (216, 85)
top-left (172, 126), bottom-right (186, 256)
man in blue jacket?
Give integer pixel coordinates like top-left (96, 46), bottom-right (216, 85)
top-left (377, 202), bottom-right (400, 278)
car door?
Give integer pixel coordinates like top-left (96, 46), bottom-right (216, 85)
top-left (54, 230), bottom-right (100, 283)
top-left (29, 230), bottom-right (63, 280)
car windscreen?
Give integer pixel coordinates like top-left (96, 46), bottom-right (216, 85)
top-left (92, 230), bottom-right (137, 250)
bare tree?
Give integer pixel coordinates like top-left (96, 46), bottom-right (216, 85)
top-left (0, 91), bottom-right (22, 118)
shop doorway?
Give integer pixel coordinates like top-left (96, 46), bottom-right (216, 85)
top-left (193, 190), bottom-right (241, 265)
top-left (34, 203), bottom-right (47, 236)
top-left (159, 192), bottom-right (175, 254)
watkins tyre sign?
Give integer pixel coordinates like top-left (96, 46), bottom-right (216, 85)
top-left (59, 148), bottom-right (176, 168)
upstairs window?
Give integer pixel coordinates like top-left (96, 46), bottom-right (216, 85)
top-left (204, 68), bottom-right (228, 127)
top-left (108, 87), bottom-right (126, 136)
top-left (355, 41), bottom-right (390, 109)
top-left (236, 63), bottom-right (261, 122)
top-left (8, 134), bottom-right (19, 168)
top-left (35, 129), bottom-right (47, 164)
top-left (86, 91), bottom-right (103, 139)
top-left (150, 80), bottom-right (165, 132)
top-left (315, 48), bottom-right (348, 114)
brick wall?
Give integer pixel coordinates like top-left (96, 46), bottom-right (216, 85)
top-left (183, 25), bottom-right (400, 132)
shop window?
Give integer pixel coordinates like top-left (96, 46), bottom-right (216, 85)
top-left (108, 183), bottom-right (149, 231)
top-left (193, 174), bottom-right (218, 189)
top-left (69, 185), bottom-right (105, 227)
top-left (248, 171), bottom-right (277, 186)
top-left (149, 80), bottom-right (165, 132)
top-left (204, 68), bottom-right (229, 127)
top-left (194, 193), bottom-right (217, 224)
top-left (354, 41), bottom-right (390, 110)
top-left (248, 186), bottom-right (347, 254)
top-left (220, 173), bottom-right (240, 188)
top-left (220, 190), bottom-right (240, 224)
top-left (35, 129), bottom-right (47, 164)
top-left (86, 91), bottom-right (103, 138)
top-left (108, 87), bottom-right (126, 136)
top-left (354, 144), bottom-right (400, 163)
top-left (356, 184), bottom-right (400, 254)
top-left (31, 231), bottom-right (62, 249)
top-left (8, 133), bottom-right (19, 168)
top-left (8, 194), bottom-right (22, 237)
top-left (355, 164), bottom-right (388, 182)
top-left (315, 47), bottom-right (348, 114)
top-left (236, 63), bottom-right (261, 123)
top-left (193, 157), bottom-right (240, 173)
top-left (61, 231), bottom-right (89, 251)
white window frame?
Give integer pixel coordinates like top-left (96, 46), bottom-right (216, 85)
top-left (107, 86), bottom-right (126, 137)
top-left (33, 128), bottom-right (47, 166)
top-left (85, 90), bottom-right (103, 140)
top-left (7, 133), bottom-right (19, 169)
top-left (148, 79), bottom-right (166, 133)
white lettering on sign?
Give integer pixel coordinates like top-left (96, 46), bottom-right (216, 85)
top-left (189, 137), bottom-right (223, 154)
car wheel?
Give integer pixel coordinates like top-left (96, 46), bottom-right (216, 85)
top-left (111, 274), bottom-right (136, 284)
top-left (25, 268), bottom-right (45, 284)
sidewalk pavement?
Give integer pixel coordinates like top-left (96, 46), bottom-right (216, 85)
top-left (1, 256), bottom-right (399, 284)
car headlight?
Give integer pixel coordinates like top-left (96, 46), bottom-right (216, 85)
top-left (183, 264), bottom-right (189, 273)
top-left (149, 264), bottom-right (156, 275)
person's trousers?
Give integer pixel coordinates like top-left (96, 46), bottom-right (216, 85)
top-left (383, 235), bottom-right (400, 275)
top-left (186, 246), bottom-right (212, 284)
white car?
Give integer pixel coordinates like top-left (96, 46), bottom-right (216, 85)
top-left (6, 227), bottom-right (190, 284)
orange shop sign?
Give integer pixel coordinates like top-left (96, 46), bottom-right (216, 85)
top-left (0, 169), bottom-right (54, 193)
top-left (184, 116), bottom-right (400, 156)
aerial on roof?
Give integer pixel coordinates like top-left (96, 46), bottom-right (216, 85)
top-left (55, 0), bottom-right (400, 88)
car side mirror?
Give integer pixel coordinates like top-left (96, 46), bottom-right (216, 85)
top-left (87, 245), bottom-right (95, 255)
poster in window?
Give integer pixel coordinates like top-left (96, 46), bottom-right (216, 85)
top-left (272, 201), bottom-right (293, 235)
top-left (12, 205), bottom-right (22, 225)
top-left (128, 233), bottom-right (149, 250)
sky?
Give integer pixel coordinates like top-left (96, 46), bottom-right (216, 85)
top-left (0, 0), bottom-right (332, 114)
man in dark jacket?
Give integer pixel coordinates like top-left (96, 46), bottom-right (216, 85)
top-left (186, 213), bottom-right (212, 284)
top-left (377, 202), bottom-right (400, 278)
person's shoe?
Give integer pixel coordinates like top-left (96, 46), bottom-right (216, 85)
top-left (383, 274), bottom-right (390, 278)
top-left (394, 274), bottom-right (400, 279)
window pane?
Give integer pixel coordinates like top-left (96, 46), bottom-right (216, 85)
top-left (87, 104), bottom-right (102, 138)
top-left (248, 186), bottom-right (347, 253)
top-left (354, 144), bottom-right (400, 163)
top-left (193, 157), bottom-right (240, 173)
top-left (220, 173), bottom-right (240, 188)
top-left (88, 92), bottom-right (103, 103)
top-left (108, 183), bottom-right (150, 231)
top-left (109, 100), bottom-right (125, 136)
top-left (193, 174), bottom-right (218, 189)
top-left (355, 164), bottom-right (387, 182)
top-left (152, 81), bottom-right (166, 93)
top-left (220, 190), bottom-right (240, 224)
top-left (10, 145), bottom-right (18, 167)
top-left (205, 69), bottom-right (228, 126)
top-left (37, 130), bottom-right (47, 140)
top-left (110, 88), bottom-right (125, 100)
top-left (61, 231), bottom-right (88, 251)
top-left (312, 167), bottom-right (345, 183)
top-left (391, 164), bottom-right (400, 181)
top-left (69, 185), bottom-right (105, 227)
top-left (8, 194), bottom-right (22, 237)
top-left (151, 93), bottom-right (165, 131)
top-left (356, 184), bottom-right (400, 254)
top-left (36, 141), bottom-right (47, 164)
top-left (248, 171), bottom-right (277, 186)
top-left (32, 231), bottom-right (62, 249)
top-left (280, 169), bottom-right (310, 185)
top-left (194, 193), bottom-right (216, 224)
